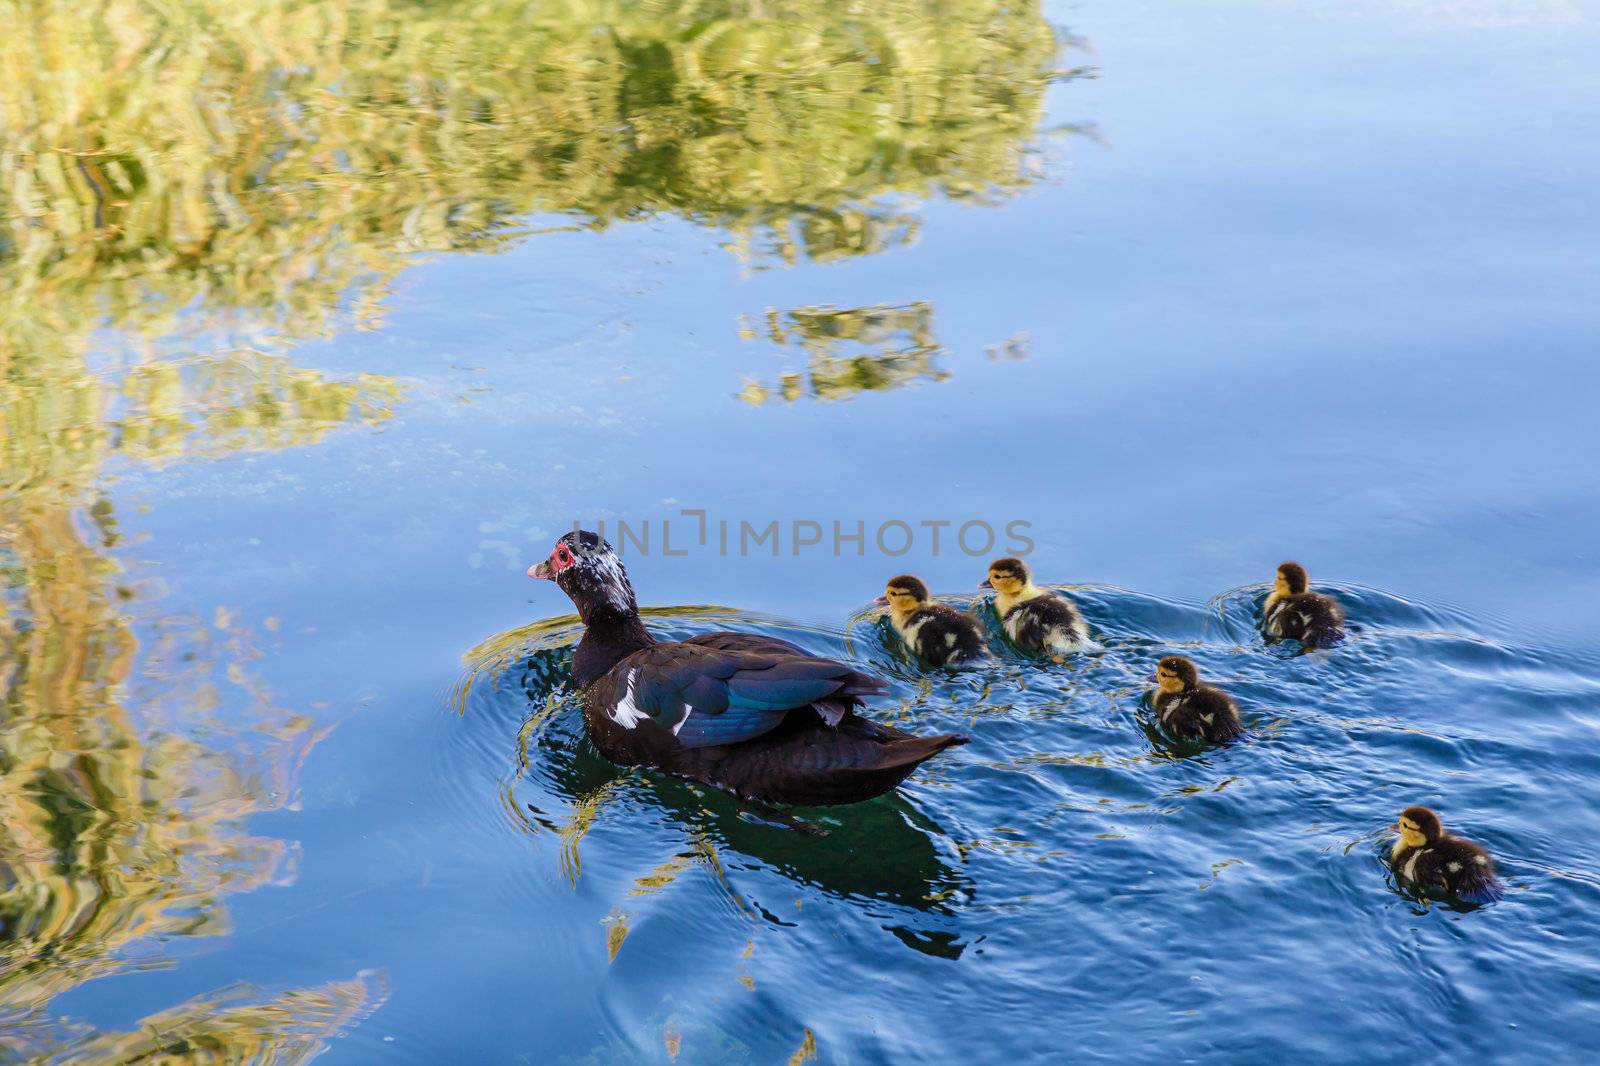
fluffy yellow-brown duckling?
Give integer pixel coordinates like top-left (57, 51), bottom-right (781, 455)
top-left (877, 575), bottom-right (990, 669)
top-left (1390, 806), bottom-right (1499, 898)
top-left (981, 557), bottom-right (1089, 658)
top-left (1262, 561), bottom-right (1346, 646)
top-left (1151, 656), bottom-right (1244, 743)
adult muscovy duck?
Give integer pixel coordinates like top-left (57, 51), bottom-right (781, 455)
top-left (528, 531), bottom-right (966, 806)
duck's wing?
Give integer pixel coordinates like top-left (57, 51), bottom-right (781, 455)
top-left (618, 638), bottom-right (886, 749)
top-left (683, 631), bottom-right (810, 657)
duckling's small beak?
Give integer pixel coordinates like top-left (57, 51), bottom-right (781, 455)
top-left (979, 579), bottom-right (993, 589)
top-left (528, 561), bottom-right (553, 580)
top-left (874, 595), bottom-right (890, 607)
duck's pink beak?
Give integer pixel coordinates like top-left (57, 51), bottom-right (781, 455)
top-left (874, 595), bottom-right (889, 607)
top-left (979, 578), bottom-right (993, 589)
top-left (528, 561), bottom-right (553, 580)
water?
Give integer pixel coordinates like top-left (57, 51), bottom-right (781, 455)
top-left (2, 0), bottom-right (1598, 1061)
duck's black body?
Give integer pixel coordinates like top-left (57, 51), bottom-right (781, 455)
top-left (1263, 591), bottom-right (1345, 646)
top-left (998, 593), bottom-right (1088, 656)
top-left (1391, 837), bottom-right (1497, 897)
top-left (896, 603), bottom-right (989, 669)
top-left (1151, 658), bottom-right (1244, 744)
top-left (1390, 807), bottom-right (1499, 899)
top-left (1152, 685), bottom-right (1244, 743)
top-left (536, 534), bottom-right (966, 807)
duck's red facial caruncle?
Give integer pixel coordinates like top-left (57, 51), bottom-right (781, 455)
top-left (528, 540), bottom-right (577, 580)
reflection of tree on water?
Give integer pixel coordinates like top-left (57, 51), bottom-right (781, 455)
top-left (4, 0), bottom-right (1079, 422)
top-left (461, 620), bottom-right (974, 958)
top-left (0, 348), bottom-right (384, 1040)
top-left (739, 303), bottom-right (1037, 406)
top-left (2, 247), bottom-right (401, 1034)
top-left (3, 0), bottom-right (1075, 335)
top-left (738, 302), bottom-right (951, 405)
top-left (8, 970), bottom-right (385, 1063)
top-left (2, 0), bottom-right (1078, 1040)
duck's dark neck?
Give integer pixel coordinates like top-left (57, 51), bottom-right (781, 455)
top-left (571, 604), bottom-right (655, 690)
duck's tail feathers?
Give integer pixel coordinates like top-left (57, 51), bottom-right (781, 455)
top-left (704, 717), bottom-right (967, 808)
top-left (1304, 623), bottom-right (1347, 649)
top-left (1457, 875), bottom-right (1504, 904)
top-left (789, 731), bottom-right (967, 806)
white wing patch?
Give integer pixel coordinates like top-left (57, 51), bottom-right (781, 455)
top-left (611, 668), bottom-right (649, 730)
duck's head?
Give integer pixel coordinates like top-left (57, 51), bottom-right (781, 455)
top-left (1394, 806), bottom-right (1442, 849)
top-left (981, 557), bottom-right (1031, 596)
top-left (876, 575), bottom-right (931, 617)
top-left (1275, 562), bottom-right (1309, 597)
top-left (1155, 655), bottom-right (1198, 694)
top-left (528, 530), bottom-right (638, 622)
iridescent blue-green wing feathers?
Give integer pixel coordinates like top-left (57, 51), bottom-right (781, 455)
top-left (618, 636), bottom-right (887, 748)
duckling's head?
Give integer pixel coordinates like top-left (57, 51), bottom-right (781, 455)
top-left (1396, 806), bottom-right (1442, 848)
top-left (982, 557), bottom-right (1031, 595)
top-left (1156, 656), bottom-right (1198, 694)
top-left (1276, 562), bottom-right (1309, 597)
top-left (879, 575), bottom-right (931, 616)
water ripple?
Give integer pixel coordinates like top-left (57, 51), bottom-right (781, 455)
top-left (441, 585), bottom-right (1600, 1062)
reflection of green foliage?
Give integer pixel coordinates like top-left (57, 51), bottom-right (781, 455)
top-left (0, 500), bottom-right (315, 1023)
top-left (738, 302), bottom-right (950, 405)
top-left (2, 0), bottom-right (1072, 347)
top-left (0, 0), bottom-right (1072, 1047)
top-left (117, 352), bottom-right (405, 465)
top-left (9, 971), bottom-right (385, 1063)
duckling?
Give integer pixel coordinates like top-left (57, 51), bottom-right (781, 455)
top-left (1151, 656), bottom-right (1244, 743)
top-left (878, 575), bottom-right (989, 668)
top-left (1390, 806), bottom-right (1499, 898)
top-left (981, 557), bottom-right (1089, 658)
top-left (1262, 561), bottom-right (1346, 646)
